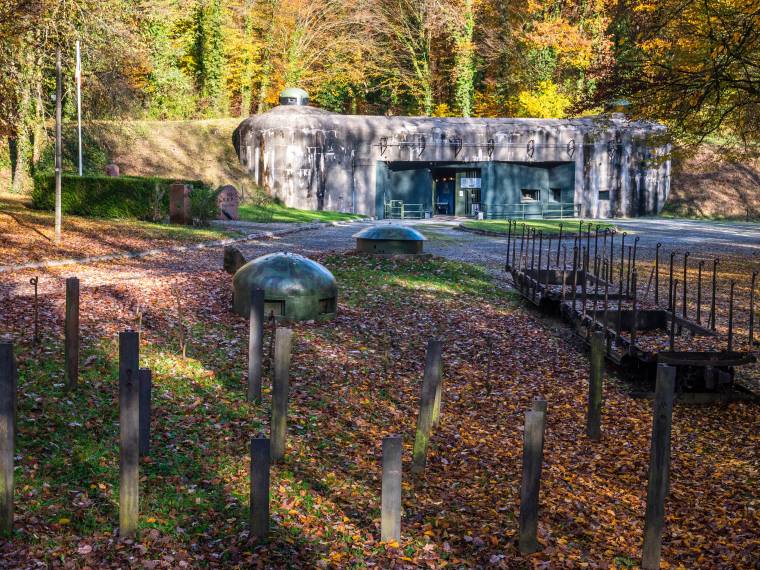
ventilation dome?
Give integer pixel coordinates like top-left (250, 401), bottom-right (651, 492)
top-left (353, 224), bottom-right (427, 255)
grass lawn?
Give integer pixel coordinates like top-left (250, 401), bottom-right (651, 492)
top-left (239, 202), bottom-right (364, 223)
top-left (461, 218), bottom-right (616, 235)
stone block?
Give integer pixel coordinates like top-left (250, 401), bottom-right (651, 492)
top-left (217, 185), bottom-right (240, 220)
top-left (223, 245), bottom-right (247, 274)
top-left (169, 183), bottom-right (192, 225)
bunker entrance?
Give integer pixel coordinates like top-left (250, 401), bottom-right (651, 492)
top-left (377, 160), bottom-right (576, 220)
top-left (379, 162), bottom-right (482, 219)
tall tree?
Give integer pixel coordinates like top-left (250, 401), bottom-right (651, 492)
top-left (592, 0), bottom-right (760, 153)
top-left (375, 0), bottom-right (443, 115)
top-left (194, 0), bottom-right (227, 114)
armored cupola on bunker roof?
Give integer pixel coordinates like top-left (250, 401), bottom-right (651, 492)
top-left (232, 252), bottom-right (337, 321)
top-left (279, 87), bottom-right (309, 106)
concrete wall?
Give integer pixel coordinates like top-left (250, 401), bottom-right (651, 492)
top-left (233, 106), bottom-right (670, 219)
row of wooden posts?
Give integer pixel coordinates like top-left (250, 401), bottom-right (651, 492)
top-left (2, 282), bottom-right (675, 568)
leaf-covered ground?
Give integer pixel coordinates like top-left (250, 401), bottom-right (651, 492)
top-left (0, 241), bottom-right (757, 569)
top-left (0, 198), bottom-right (240, 267)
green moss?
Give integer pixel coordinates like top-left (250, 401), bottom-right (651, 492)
top-left (238, 202), bottom-right (365, 223)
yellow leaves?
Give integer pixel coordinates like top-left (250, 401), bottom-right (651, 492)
top-left (524, 19), bottom-right (596, 70)
top-left (58, 517), bottom-right (71, 525)
top-left (146, 517), bottom-right (157, 523)
top-left (517, 81), bottom-right (571, 119)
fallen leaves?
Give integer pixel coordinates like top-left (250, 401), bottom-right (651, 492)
top-left (0, 234), bottom-right (756, 568)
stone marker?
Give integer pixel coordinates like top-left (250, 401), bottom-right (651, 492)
top-left (217, 185), bottom-right (240, 220)
top-left (223, 245), bottom-right (247, 275)
top-left (169, 183), bottom-right (192, 225)
top-left (105, 163), bottom-right (120, 177)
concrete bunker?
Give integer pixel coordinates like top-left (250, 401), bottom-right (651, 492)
top-left (233, 88), bottom-right (671, 220)
top-left (232, 252), bottom-right (337, 321)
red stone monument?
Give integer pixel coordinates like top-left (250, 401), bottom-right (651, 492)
top-left (169, 183), bottom-right (192, 225)
top-left (217, 185), bottom-right (240, 220)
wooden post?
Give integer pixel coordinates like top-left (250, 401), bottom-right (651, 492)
top-left (119, 331), bottom-right (140, 538)
top-left (270, 327), bottom-right (292, 462)
top-left (65, 277), bottom-right (80, 390)
top-left (250, 436), bottom-right (270, 542)
top-left (138, 368), bottom-right (151, 457)
top-left (519, 409), bottom-right (546, 554)
top-left (430, 344), bottom-right (444, 428)
top-left (587, 332), bottom-right (604, 441)
top-left (381, 436), bottom-right (402, 542)
top-left (412, 340), bottom-right (442, 475)
top-left (642, 364), bottom-right (676, 570)
top-left (247, 289), bottom-right (265, 403)
top-left (0, 343), bottom-right (16, 536)
top-left (531, 397), bottom-right (547, 413)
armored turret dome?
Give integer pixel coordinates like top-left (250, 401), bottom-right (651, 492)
top-left (279, 87), bottom-right (309, 106)
top-left (353, 224), bottom-right (426, 255)
top-left (232, 252), bottom-right (337, 321)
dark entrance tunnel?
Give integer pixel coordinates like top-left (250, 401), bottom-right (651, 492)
top-left (376, 160), bottom-right (576, 219)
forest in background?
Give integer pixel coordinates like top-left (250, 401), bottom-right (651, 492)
top-left (1, 0), bottom-right (759, 193)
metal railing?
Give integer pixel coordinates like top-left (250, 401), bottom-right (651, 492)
top-left (385, 200), bottom-right (425, 219)
top-left (482, 202), bottom-right (579, 220)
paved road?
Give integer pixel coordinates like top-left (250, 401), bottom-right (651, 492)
top-left (613, 218), bottom-right (760, 261)
top-left (234, 217), bottom-right (759, 275)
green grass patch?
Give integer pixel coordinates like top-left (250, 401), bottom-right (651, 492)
top-left (461, 219), bottom-right (616, 235)
top-left (326, 253), bottom-right (514, 303)
top-left (238, 202), bottom-right (364, 223)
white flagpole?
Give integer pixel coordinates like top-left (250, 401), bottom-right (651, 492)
top-left (76, 40), bottom-right (82, 176)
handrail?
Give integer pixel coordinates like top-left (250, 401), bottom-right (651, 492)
top-left (385, 200), bottom-right (425, 219)
top-left (482, 202), bottom-right (579, 220)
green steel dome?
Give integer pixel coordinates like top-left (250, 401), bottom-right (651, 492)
top-left (279, 87), bottom-right (310, 106)
top-left (232, 252), bottom-right (337, 321)
top-left (353, 224), bottom-right (426, 255)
